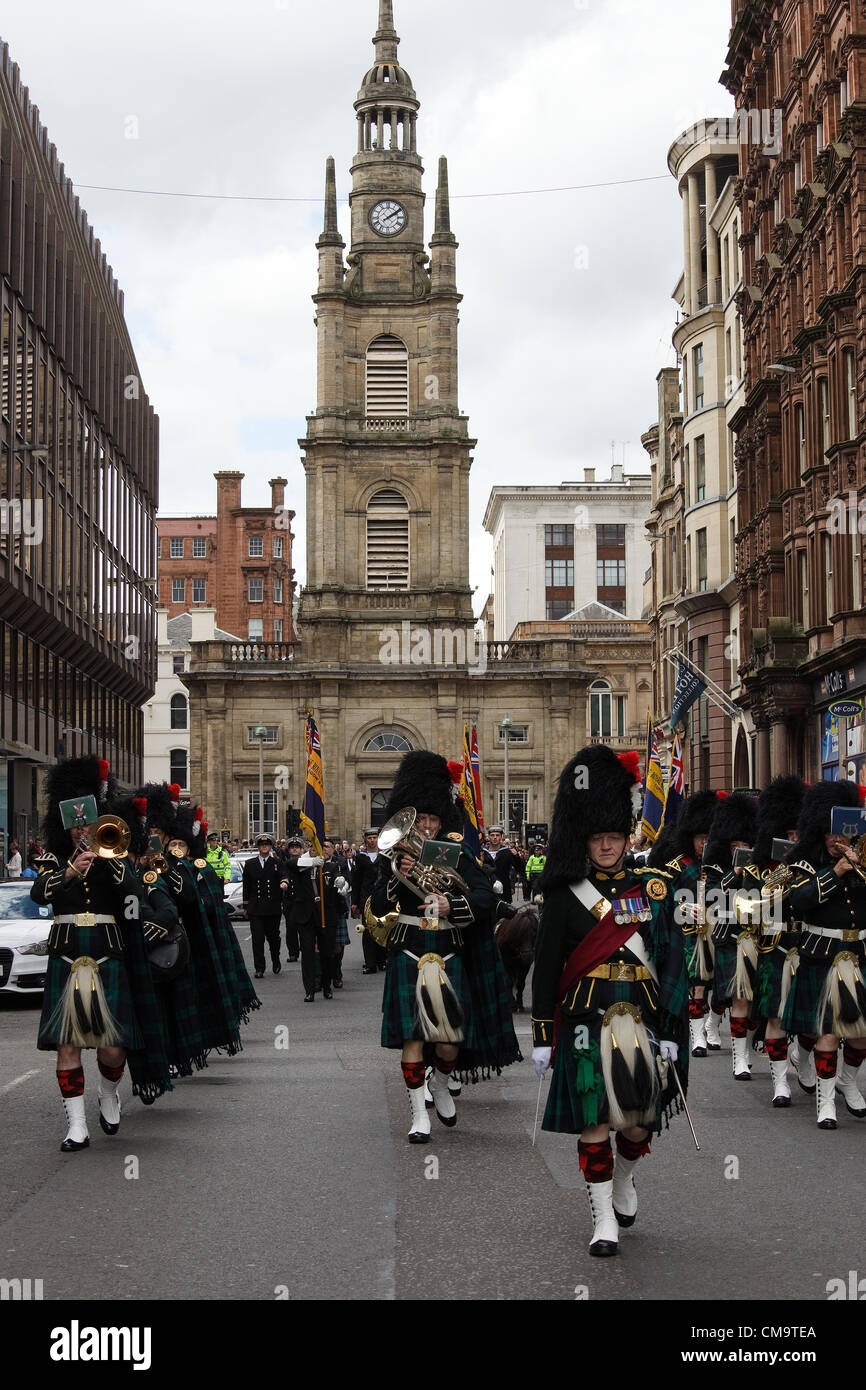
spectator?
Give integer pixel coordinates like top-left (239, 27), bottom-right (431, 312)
top-left (6, 840), bottom-right (22, 879)
top-left (21, 854), bottom-right (39, 880)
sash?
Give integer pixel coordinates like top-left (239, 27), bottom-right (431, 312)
top-left (551, 880), bottom-right (658, 1056)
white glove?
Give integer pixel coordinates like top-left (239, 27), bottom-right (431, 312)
top-left (532, 1046), bottom-right (551, 1078)
top-left (660, 1040), bottom-right (678, 1063)
top-left (334, 876), bottom-right (349, 894)
top-left (493, 880), bottom-right (504, 895)
top-left (298, 853), bottom-right (324, 869)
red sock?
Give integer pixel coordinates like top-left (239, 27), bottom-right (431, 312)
top-left (97, 1059), bottom-right (125, 1082)
top-left (711, 1004), bottom-right (725, 1017)
top-left (797, 1034), bottom-right (815, 1054)
top-left (764, 1036), bottom-right (787, 1061)
top-left (688, 1000), bottom-right (707, 1020)
top-left (434, 1056), bottom-right (456, 1075)
top-left (401, 1061), bottom-right (426, 1089)
top-left (843, 1043), bottom-right (866, 1068)
top-left (615, 1132), bottom-right (651, 1161)
top-left (57, 1067), bottom-right (84, 1098)
top-left (578, 1138), bottom-right (613, 1182)
top-left (730, 1016), bottom-right (749, 1039)
top-left (814, 1048), bottom-right (838, 1079)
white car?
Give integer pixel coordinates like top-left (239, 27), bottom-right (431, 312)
top-left (0, 882), bottom-right (52, 994)
top-left (224, 854), bottom-right (256, 921)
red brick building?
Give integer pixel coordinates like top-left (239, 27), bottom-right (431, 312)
top-left (157, 474), bottom-right (297, 645)
top-left (723, 0), bottom-right (866, 784)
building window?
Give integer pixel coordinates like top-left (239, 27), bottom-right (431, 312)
top-left (844, 348), bottom-right (857, 438)
top-left (729, 517), bottom-right (736, 574)
top-left (169, 748), bottom-right (188, 790)
top-left (248, 618), bottom-right (263, 641)
top-left (248, 789), bottom-right (277, 840)
top-left (192, 537), bottom-right (206, 558)
top-left (172, 579), bottom-right (185, 603)
top-left (824, 533), bottom-right (834, 623)
top-left (544, 524), bottom-right (574, 547)
top-left (370, 789), bottom-right (392, 829)
top-left (795, 403), bottom-right (806, 475)
top-left (192, 579), bottom-right (206, 603)
top-left (853, 528), bottom-right (862, 610)
top-left (273, 537), bottom-right (283, 558)
top-left (273, 579), bottom-right (283, 604)
top-left (595, 523), bottom-right (626, 612)
top-left (497, 723), bottom-right (528, 743)
top-left (800, 551), bottom-right (809, 628)
top-left (366, 334), bottom-right (409, 416)
top-left (157, 538), bottom-right (162, 559)
top-left (170, 694), bottom-right (188, 730)
top-left (819, 378), bottom-right (831, 454)
top-left (170, 537), bottom-right (184, 558)
top-left (671, 533), bottom-right (678, 590)
top-left (273, 619), bottom-right (283, 642)
top-left (366, 488), bottom-right (409, 590)
top-left (596, 559), bottom-right (626, 587)
top-left (545, 559), bottom-right (574, 587)
top-left (247, 725), bottom-right (279, 744)
top-left (695, 435), bottom-right (706, 501)
top-left (725, 328), bottom-right (732, 391)
top-left (693, 344), bottom-right (704, 410)
top-left (363, 731), bottom-right (414, 752)
top-left (172, 654), bottom-right (186, 674)
top-left (589, 680), bottom-right (625, 740)
top-left (248, 577), bottom-right (263, 603)
top-left (546, 600), bottom-right (572, 620)
top-left (697, 528), bottom-right (708, 592)
top-left (730, 626), bottom-right (738, 687)
top-left (497, 788), bottom-right (528, 835)
top-left (249, 535), bottom-right (264, 558)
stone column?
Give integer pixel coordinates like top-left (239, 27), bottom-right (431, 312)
top-left (377, 110), bottom-right (385, 148)
top-left (705, 159), bottom-right (720, 301)
top-left (755, 721), bottom-right (771, 787)
top-left (771, 718), bottom-right (787, 777)
top-left (682, 180), bottom-right (692, 313)
top-left (688, 172), bottom-right (702, 314)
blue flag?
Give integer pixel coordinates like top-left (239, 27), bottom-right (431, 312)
top-left (670, 657), bottom-right (707, 729)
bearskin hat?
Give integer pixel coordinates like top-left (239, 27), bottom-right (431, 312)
top-left (540, 746), bottom-right (642, 894)
top-left (672, 790), bottom-right (725, 860)
top-left (173, 804), bottom-right (207, 860)
top-left (704, 790), bottom-right (758, 870)
top-left (103, 794), bottom-right (151, 858)
top-left (41, 756), bottom-right (118, 860)
top-left (753, 775), bottom-right (806, 863)
top-left (794, 778), bottom-right (863, 865)
top-left (137, 782), bottom-right (178, 837)
top-left (383, 751), bottom-right (463, 836)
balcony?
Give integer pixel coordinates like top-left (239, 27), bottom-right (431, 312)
top-left (228, 643), bottom-right (297, 663)
top-left (696, 277), bottom-right (724, 309)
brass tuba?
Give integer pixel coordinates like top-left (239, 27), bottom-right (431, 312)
top-left (377, 807), bottom-right (471, 902)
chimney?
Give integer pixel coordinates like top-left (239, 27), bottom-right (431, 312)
top-left (214, 470), bottom-right (244, 517)
top-left (269, 477), bottom-right (288, 513)
top-left (584, 467), bottom-right (596, 483)
top-left (188, 607), bottom-right (217, 644)
top-left (611, 463), bottom-right (623, 483)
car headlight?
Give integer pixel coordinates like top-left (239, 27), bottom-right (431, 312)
top-left (19, 940), bottom-right (50, 955)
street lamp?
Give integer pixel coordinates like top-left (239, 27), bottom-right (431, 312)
top-left (253, 724), bottom-right (268, 838)
top-left (499, 715), bottom-right (513, 837)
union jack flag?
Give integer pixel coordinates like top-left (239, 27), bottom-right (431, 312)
top-left (662, 730), bottom-right (685, 828)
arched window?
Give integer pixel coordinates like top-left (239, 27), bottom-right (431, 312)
top-left (170, 694), bottom-right (188, 730)
top-left (169, 748), bottom-right (188, 790)
top-left (366, 334), bottom-right (409, 416)
top-left (366, 488), bottom-right (409, 590)
top-left (363, 731), bottom-right (414, 753)
top-left (589, 680), bottom-right (626, 740)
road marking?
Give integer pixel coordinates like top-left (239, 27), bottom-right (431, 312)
top-left (0, 1068), bottom-right (42, 1095)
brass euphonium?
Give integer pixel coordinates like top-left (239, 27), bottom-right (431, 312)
top-left (376, 807), bottom-right (471, 901)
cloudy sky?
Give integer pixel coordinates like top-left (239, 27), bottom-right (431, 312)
top-left (3, 0), bottom-right (733, 609)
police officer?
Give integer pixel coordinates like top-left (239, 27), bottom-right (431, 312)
top-left (205, 831), bottom-right (231, 885)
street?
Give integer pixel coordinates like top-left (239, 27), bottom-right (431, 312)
top-left (0, 923), bottom-right (863, 1303)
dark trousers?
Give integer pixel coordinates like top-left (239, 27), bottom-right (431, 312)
top-left (284, 913), bottom-right (300, 959)
top-left (299, 920), bottom-right (337, 994)
top-left (250, 913), bottom-right (282, 972)
top-left (361, 927), bottom-right (387, 970)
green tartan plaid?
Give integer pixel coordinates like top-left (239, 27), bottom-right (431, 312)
top-left (381, 929), bottom-right (470, 1047)
top-left (38, 924), bottom-right (141, 1051)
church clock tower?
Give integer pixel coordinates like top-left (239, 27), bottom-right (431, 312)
top-left (299, 0), bottom-right (476, 663)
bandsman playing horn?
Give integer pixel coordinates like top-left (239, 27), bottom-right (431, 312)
top-left (531, 746), bottom-right (689, 1258)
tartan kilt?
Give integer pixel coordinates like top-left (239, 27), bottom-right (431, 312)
top-left (335, 916), bottom-right (350, 947)
top-left (781, 951), bottom-right (841, 1036)
top-left (154, 965), bottom-right (211, 1075)
top-left (381, 931), bottom-right (470, 1048)
top-left (38, 924), bottom-right (142, 1051)
top-left (711, 933), bottom-right (737, 1009)
top-left (753, 939), bottom-right (791, 1021)
top-left (543, 976), bottom-right (682, 1136)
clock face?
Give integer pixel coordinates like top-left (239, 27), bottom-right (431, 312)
top-left (369, 199), bottom-right (408, 237)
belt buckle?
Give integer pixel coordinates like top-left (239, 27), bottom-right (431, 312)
top-left (613, 963), bottom-right (633, 982)
top-left (420, 917), bottom-right (439, 931)
top-left (843, 929), bottom-right (859, 943)
top-left (76, 913), bottom-right (96, 928)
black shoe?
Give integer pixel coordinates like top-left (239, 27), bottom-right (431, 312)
top-left (272, 963), bottom-right (281, 975)
top-left (333, 979), bottom-right (343, 989)
top-left (323, 989), bottom-right (333, 999)
top-left (288, 955), bottom-right (299, 963)
top-left (589, 1239), bottom-right (618, 1258)
top-left (613, 1209), bottom-right (636, 1229)
top-left (691, 1045), bottom-right (707, 1058)
top-left (362, 966), bottom-right (376, 975)
top-left (254, 969), bottom-right (265, 979)
top-left (60, 1136), bottom-right (90, 1152)
top-left (304, 992), bottom-right (315, 1002)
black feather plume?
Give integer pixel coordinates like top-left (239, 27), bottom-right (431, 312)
top-left (420, 985), bottom-right (436, 1021)
top-left (632, 1045), bottom-right (654, 1109)
top-left (73, 983), bottom-right (90, 1035)
top-left (837, 978), bottom-right (863, 1027)
top-left (611, 1044), bottom-right (643, 1111)
top-left (89, 983), bottom-right (105, 1036)
top-left (442, 987), bottom-right (464, 1030)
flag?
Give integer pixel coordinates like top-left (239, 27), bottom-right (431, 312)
top-left (661, 730), bottom-right (684, 829)
top-left (670, 656), bottom-right (707, 729)
top-left (641, 721), bottom-right (665, 843)
top-left (457, 725), bottom-right (483, 857)
top-left (469, 725), bottom-right (485, 831)
top-left (300, 714), bottom-right (325, 855)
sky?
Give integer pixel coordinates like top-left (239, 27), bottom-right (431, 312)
top-left (1, 0), bottom-right (734, 611)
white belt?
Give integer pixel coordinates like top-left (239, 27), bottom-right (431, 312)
top-left (802, 924), bottom-right (866, 942)
top-left (55, 914), bottom-right (116, 925)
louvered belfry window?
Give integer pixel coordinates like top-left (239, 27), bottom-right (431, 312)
top-left (366, 488), bottom-right (410, 591)
top-left (366, 334), bottom-right (409, 416)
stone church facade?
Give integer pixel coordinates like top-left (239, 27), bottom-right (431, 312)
top-left (183, 0), bottom-right (653, 841)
